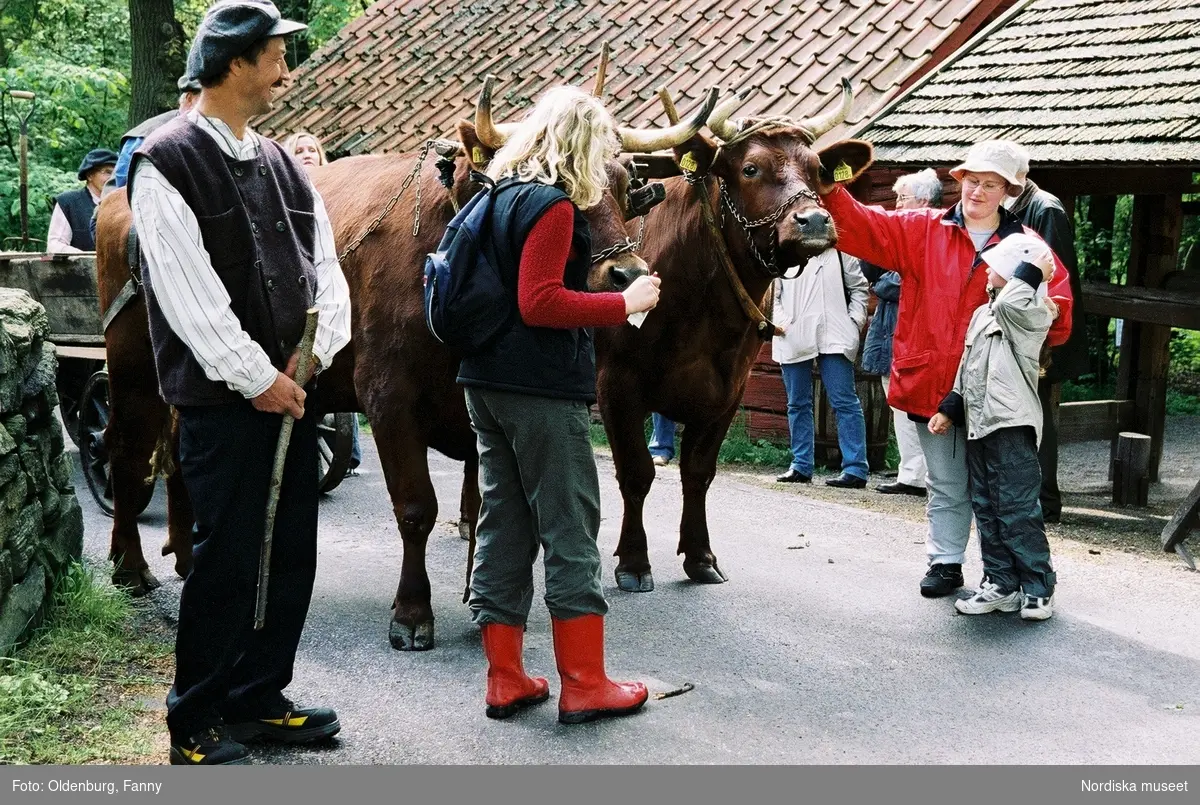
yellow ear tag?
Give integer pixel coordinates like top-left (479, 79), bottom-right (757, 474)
top-left (471, 146), bottom-right (485, 165)
top-left (833, 160), bottom-right (853, 182)
top-left (680, 152), bottom-right (699, 173)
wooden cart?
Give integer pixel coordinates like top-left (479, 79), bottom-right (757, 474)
top-left (0, 251), bottom-right (356, 514)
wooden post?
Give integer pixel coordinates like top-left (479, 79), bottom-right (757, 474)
top-left (1111, 193), bottom-right (1182, 482)
top-left (1112, 432), bottom-right (1151, 507)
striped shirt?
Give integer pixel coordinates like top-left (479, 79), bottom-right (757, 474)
top-left (130, 110), bottom-right (351, 399)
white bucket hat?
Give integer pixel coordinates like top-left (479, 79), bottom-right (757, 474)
top-left (949, 140), bottom-right (1026, 197)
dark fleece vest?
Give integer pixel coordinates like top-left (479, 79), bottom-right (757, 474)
top-left (457, 179), bottom-right (597, 402)
top-left (54, 187), bottom-right (97, 250)
top-left (129, 118), bottom-right (317, 406)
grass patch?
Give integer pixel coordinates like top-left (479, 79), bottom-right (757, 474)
top-left (590, 412), bottom-right (792, 468)
top-left (0, 561), bottom-right (173, 765)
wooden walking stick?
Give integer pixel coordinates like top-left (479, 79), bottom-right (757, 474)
top-left (255, 307), bottom-right (320, 630)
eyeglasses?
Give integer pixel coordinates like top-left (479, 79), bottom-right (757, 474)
top-left (961, 177), bottom-right (1007, 194)
top-left (894, 194), bottom-right (914, 204)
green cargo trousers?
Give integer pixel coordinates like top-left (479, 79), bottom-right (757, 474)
top-left (464, 387), bottom-right (609, 626)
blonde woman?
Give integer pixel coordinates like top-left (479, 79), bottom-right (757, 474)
top-left (282, 131), bottom-right (326, 171)
top-left (457, 86), bottom-right (659, 725)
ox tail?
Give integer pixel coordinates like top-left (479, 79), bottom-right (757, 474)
top-left (145, 406), bottom-right (179, 485)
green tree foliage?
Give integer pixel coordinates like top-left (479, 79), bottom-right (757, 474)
top-left (0, 0), bottom-right (131, 248)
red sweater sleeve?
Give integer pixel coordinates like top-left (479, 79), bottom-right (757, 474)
top-left (516, 200), bottom-right (628, 329)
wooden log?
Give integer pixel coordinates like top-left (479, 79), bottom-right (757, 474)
top-left (1112, 432), bottom-right (1151, 507)
top-left (1160, 477), bottom-right (1200, 565)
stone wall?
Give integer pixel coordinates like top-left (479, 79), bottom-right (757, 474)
top-left (0, 288), bottom-right (84, 656)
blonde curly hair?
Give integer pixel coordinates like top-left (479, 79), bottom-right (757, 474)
top-left (485, 86), bottom-right (618, 210)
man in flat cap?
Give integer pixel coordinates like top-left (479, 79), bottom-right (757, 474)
top-left (128, 0), bottom-right (351, 765)
top-left (110, 75), bottom-right (203, 191)
top-left (46, 148), bottom-right (117, 251)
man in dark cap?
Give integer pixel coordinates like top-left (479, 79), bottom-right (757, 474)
top-left (110, 75), bottom-right (203, 190)
top-left (46, 148), bottom-right (117, 251)
top-left (127, 0), bottom-right (351, 766)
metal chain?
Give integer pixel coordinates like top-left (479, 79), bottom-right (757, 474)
top-left (718, 179), bottom-right (819, 276)
top-left (590, 208), bottom-right (648, 263)
top-left (336, 139), bottom-right (435, 263)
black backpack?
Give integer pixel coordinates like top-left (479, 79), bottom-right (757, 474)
top-left (422, 174), bottom-right (514, 355)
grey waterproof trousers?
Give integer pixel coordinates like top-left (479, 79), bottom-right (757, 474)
top-left (965, 426), bottom-right (1057, 598)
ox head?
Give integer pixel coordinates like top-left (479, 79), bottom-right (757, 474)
top-left (457, 75), bottom-right (718, 292)
top-left (667, 79), bottom-right (873, 275)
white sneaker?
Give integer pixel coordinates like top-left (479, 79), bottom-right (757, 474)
top-left (652, 455), bottom-right (669, 467)
top-left (1020, 593), bottom-right (1054, 621)
top-left (954, 580), bottom-right (1022, 615)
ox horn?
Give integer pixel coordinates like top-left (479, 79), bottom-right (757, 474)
top-left (592, 41), bottom-right (610, 97)
top-left (796, 77), bottom-right (853, 141)
top-left (474, 74), bottom-right (520, 149)
top-left (617, 85), bottom-right (719, 153)
top-left (705, 88), bottom-right (751, 142)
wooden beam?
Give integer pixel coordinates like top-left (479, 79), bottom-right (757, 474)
top-left (1035, 167), bottom-right (1195, 198)
top-left (1058, 399), bottom-right (1132, 444)
top-left (1080, 282), bottom-right (1200, 330)
top-left (1161, 478), bottom-right (1200, 564)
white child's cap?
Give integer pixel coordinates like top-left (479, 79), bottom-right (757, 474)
top-left (982, 234), bottom-right (1051, 300)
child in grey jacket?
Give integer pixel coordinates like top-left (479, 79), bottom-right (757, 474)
top-left (928, 243), bottom-right (1059, 621)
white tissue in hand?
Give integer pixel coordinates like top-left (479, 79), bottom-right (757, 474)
top-left (627, 311), bottom-right (648, 328)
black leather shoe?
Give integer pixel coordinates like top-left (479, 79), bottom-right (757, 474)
top-left (875, 481), bottom-right (926, 497)
top-left (825, 472), bottom-right (867, 489)
top-left (169, 726), bottom-right (251, 765)
top-left (1042, 509), bottom-right (1061, 524)
top-left (775, 469), bottom-right (811, 483)
top-left (919, 563), bottom-right (965, 598)
top-left (225, 696), bottom-right (341, 745)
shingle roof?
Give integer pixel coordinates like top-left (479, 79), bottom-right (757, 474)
top-left (857, 0), bottom-right (1200, 165)
top-left (258, 0), bottom-right (1007, 155)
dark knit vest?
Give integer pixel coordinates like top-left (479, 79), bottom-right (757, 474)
top-left (457, 179), bottom-right (597, 402)
top-left (54, 187), bottom-right (97, 250)
top-left (129, 118), bottom-right (318, 406)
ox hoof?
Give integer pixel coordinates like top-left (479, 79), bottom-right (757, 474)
top-left (683, 559), bottom-right (728, 585)
top-left (389, 619), bottom-right (435, 651)
top-left (615, 568), bottom-right (654, 593)
top-left (162, 544), bottom-right (192, 579)
top-left (113, 567), bottom-right (162, 597)
top-left (458, 521), bottom-right (471, 542)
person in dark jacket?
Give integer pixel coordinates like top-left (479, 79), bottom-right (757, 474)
top-left (46, 148), bottom-right (117, 252)
top-left (458, 85), bottom-right (660, 725)
top-left (128, 0), bottom-right (351, 765)
top-left (860, 168), bottom-right (942, 497)
top-left (1005, 148), bottom-right (1088, 524)
top-left (111, 75), bottom-right (202, 191)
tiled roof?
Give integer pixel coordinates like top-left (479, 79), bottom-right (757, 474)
top-left (857, 0), bottom-right (1200, 165)
top-left (258, 0), bottom-right (1007, 155)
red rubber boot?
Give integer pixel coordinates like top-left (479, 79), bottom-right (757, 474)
top-left (551, 614), bottom-right (649, 725)
top-left (481, 623), bottom-right (550, 719)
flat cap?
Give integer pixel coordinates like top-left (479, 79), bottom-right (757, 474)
top-left (77, 149), bottom-right (119, 180)
top-left (177, 74), bottom-right (203, 93)
top-left (186, 0), bottom-right (306, 82)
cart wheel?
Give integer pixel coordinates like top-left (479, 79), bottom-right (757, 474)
top-left (57, 358), bottom-right (104, 447)
top-left (78, 369), bottom-right (116, 516)
top-left (318, 413), bottom-right (355, 494)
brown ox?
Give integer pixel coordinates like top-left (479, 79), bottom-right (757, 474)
top-left (94, 78), bottom-right (716, 649)
top-left (594, 80), bottom-right (874, 591)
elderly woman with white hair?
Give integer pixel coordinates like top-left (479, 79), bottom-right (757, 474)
top-left (457, 85), bottom-right (660, 725)
top-left (816, 140), bottom-right (1075, 607)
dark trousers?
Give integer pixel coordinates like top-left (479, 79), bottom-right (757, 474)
top-left (1037, 378), bottom-right (1061, 518)
top-left (966, 426), bottom-right (1056, 599)
top-left (464, 387), bottom-right (607, 626)
top-left (166, 401), bottom-right (319, 742)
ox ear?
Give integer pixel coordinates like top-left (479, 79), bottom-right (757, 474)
top-left (672, 134), bottom-right (718, 178)
top-left (816, 139), bottom-right (874, 185)
top-left (457, 121), bottom-right (495, 169)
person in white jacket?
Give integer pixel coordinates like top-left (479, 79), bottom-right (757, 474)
top-left (772, 248), bottom-right (870, 488)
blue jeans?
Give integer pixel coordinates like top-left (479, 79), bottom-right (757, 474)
top-left (648, 414), bottom-right (676, 460)
top-left (350, 418), bottom-right (362, 469)
top-left (780, 355), bottom-right (869, 479)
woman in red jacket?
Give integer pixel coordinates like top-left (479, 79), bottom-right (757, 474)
top-left (457, 86), bottom-right (661, 724)
top-left (817, 140), bottom-right (1074, 599)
